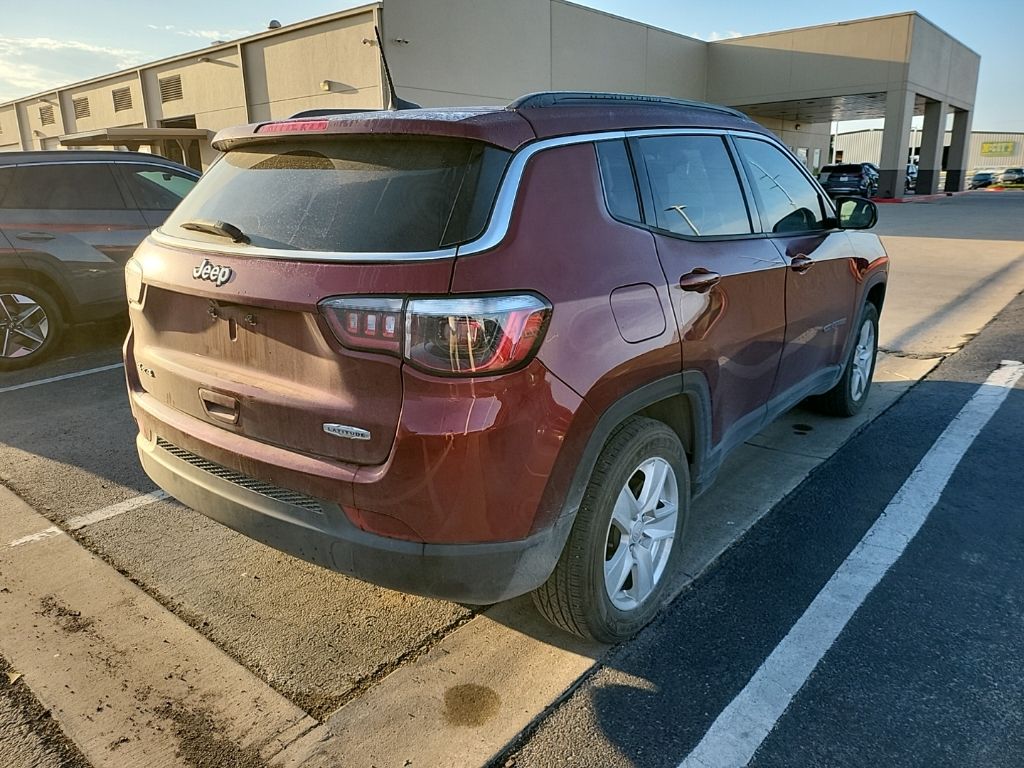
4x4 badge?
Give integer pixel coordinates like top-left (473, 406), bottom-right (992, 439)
top-left (192, 258), bottom-right (233, 287)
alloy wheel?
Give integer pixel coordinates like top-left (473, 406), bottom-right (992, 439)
top-left (603, 457), bottom-right (679, 611)
top-left (849, 317), bottom-right (876, 402)
top-left (0, 293), bottom-right (50, 359)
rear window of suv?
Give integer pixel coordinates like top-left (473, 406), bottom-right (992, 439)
top-left (821, 164), bottom-right (863, 175)
top-left (164, 137), bottom-right (510, 253)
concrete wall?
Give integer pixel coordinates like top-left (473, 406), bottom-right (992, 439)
top-left (381, 0), bottom-right (707, 106)
top-left (17, 96), bottom-right (65, 151)
top-left (907, 15), bottom-right (979, 110)
top-left (752, 116), bottom-right (832, 172)
top-left (63, 72), bottom-right (145, 134)
top-left (549, 2), bottom-right (706, 98)
top-left (244, 10), bottom-right (382, 121)
top-left (0, 106), bottom-right (19, 152)
top-left (707, 14), bottom-right (913, 107)
top-left (382, 0), bottom-right (551, 105)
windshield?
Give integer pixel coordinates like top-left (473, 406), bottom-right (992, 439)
top-left (164, 137), bottom-right (510, 253)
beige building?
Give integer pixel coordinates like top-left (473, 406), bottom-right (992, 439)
top-left (835, 129), bottom-right (1024, 174)
top-left (0, 2), bottom-right (979, 195)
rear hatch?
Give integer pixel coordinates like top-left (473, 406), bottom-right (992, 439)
top-left (822, 164), bottom-right (864, 188)
top-left (129, 133), bottom-right (512, 465)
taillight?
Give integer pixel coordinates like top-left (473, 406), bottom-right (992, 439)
top-left (125, 258), bottom-right (144, 306)
top-left (319, 294), bottom-right (551, 375)
top-left (320, 297), bottom-right (403, 354)
top-left (405, 295), bottom-right (550, 375)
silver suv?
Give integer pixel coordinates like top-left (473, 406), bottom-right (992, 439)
top-left (0, 151), bottom-right (198, 369)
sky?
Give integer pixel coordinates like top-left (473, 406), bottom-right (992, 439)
top-left (0, 0), bottom-right (1021, 131)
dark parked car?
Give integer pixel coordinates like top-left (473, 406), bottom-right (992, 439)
top-left (999, 167), bottom-right (1024, 184)
top-left (969, 170), bottom-right (998, 189)
top-left (0, 151), bottom-right (198, 369)
top-left (818, 163), bottom-right (879, 197)
top-left (905, 163), bottom-right (918, 191)
top-left (125, 92), bottom-right (888, 641)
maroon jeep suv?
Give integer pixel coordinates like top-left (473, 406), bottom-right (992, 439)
top-left (125, 92), bottom-right (887, 641)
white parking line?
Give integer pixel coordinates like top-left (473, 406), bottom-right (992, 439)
top-left (7, 490), bottom-right (169, 547)
top-left (0, 362), bottom-right (124, 394)
top-left (679, 359), bottom-right (1024, 768)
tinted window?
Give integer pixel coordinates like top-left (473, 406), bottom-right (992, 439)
top-left (164, 137), bottom-right (510, 253)
top-left (120, 164), bottom-right (198, 210)
top-left (595, 140), bottom-right (641, 223)
top-left (1, 163), bottom-right (127, 210)
top-left (736, 138), bottom-right (827, 234)
top-left (826, 164), bottom-right (865, 174)
top-left (635, 135), bottom-right (751, 237)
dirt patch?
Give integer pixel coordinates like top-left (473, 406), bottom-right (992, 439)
top-left (156, 701), bottom-right (269, 768)
top-left (39, 595), bottom-right (94, 634)
top-left (0, 655), bottom-right (91, 768)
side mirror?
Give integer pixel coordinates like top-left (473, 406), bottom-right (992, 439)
top-left (835, 196), bottom-right (878, 230)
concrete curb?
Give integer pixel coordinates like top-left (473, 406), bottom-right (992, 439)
top-left (0, 485), bottom-right (318, 767)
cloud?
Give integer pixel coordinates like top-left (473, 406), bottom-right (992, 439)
top-left (706, 30), bottom-right (744, 41)
top-left (0, 36), bottom-right (146, 102)
top-left (147, 24), bottom-right (250, 42)
top-left (686, 30), bottom-right (745, 42)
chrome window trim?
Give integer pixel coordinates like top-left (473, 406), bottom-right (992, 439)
top-left (149, 228), bottom-right (460, 263)
top-left (150, 125), bottom-right (780, 263)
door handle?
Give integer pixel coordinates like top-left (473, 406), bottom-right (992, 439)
top-left (790, 254), bottom-right (814, 273)
top-left (680, 269), bottom-right (721, 293)
top-left (16, 232), bottom-right (56, 242)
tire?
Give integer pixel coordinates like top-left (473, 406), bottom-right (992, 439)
top-left (810, 302), bottom-right (879, 417)
top-left (532, 417), bottom-right (690, 642)
top-left (0, 281), bottom-right (64, 371)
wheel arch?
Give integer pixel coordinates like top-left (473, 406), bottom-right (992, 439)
top-left (0, 266), bottom-right (73, 321)
top-left (552, 372), bottom-right (716, 535)
top-left (866, 279), bottom-right (886, 314)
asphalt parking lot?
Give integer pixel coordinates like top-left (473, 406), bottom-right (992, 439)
top-left (1, 191), bottom-right (1022, 767)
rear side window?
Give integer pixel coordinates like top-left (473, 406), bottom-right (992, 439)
top-left (118, 164), bottom-right (198, 210)
top-left (735, 138), bottom-right (827, 234)
top-left (595, 140), bottom-right (641, 224)
top-left (1, 164), bottom-right (127, 210)
top-left (635, 135), bottom-right (752, 237)
top-left (164, 137), bottom-right (511, 253)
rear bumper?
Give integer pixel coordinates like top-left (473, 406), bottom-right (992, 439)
top-left (138, 432), bottom-right (574, 603)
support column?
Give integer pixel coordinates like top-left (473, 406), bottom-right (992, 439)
top-left (916, 98), bottom-right (947, 195)
top-left (945, 108), bottom-right (973, 192)
top-left (878, 88), bottom-right (915, 198)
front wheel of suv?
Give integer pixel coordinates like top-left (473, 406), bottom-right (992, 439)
top-left (533, 417), bottom-right (689, 642)
top-left (810, 302), bottom-right (879, 417)
top-left (0, 282), bottom-right (64, 371)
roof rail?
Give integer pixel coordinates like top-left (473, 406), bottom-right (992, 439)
top-left (507, 91), bottom-right (748, 119)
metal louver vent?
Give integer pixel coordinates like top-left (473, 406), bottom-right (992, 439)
top-left (112, 87), bottom-right (133, 112)
top-left (155, 438), bottom-right (325, 516)
top-left (159, 75), bottom-right (183, 103)
top-left (73, 97), bottom-right (91, 120)
top-left (39, 105), bottom-right (55, 126)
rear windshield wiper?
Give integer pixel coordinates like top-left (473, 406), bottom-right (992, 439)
top-left (179, 219), bottom-right (250, 245)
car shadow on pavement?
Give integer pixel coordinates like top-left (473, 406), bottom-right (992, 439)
top-left (496, 379), bottom-right (1022, 767)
